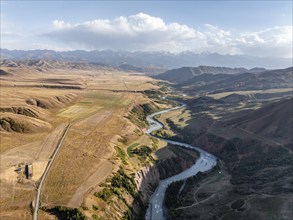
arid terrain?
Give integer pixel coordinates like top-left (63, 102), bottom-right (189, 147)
top-left (151, 66), bottom-right (293, 219)
top-left (1, 1), bottom-right (292, 219)
top-left (0, 60), bottom-right (177, 219)
top-left (0, 60), bottom-right (292, 220)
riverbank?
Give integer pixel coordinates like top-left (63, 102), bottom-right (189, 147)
top-left (153, 95), bottom-right (293, 219)
top-left (144, 102), bottom-right (217, 220)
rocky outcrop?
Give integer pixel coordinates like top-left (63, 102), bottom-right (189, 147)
top-left (26, 93), bottom-right (77, 109)
top-left (135, 155), bottom-right (195, 206)
top-left (0, 113), bottom-right (52, 133)
top-left (0, 106), bottom-right (41, 118)
top-left (127, 102), bottom-right (159, 128)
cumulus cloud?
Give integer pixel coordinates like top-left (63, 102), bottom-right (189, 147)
top-left (46, 13), bottom-right (201, 52)
top-left (236, 26), bottom-right (293, 57)
top-left (43, 13), bottom-right (292, 57)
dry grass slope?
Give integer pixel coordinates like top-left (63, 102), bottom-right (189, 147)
top-left (0, 63), bottom-right (160, 219)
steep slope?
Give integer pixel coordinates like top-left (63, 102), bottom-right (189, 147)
top-left (184, 98), bottom-right (293, 155)
top-left (0, 59), bottom-right (114, 71)
top-left (176, 67), bottom-right (292, 94)
top-left (118, 64), bottom-right (167, 75)
top-left (156, 66), bottom-right (248, 83)
top-left (224, 98), bottom-right (293, 144)
top-left (0, 69), bottom-right (10, 75)
top-left (0, 113), bottom-right (52, 133)
top-left (163, 97), bottom-right (293, 220)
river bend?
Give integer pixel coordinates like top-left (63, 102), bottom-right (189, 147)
top-left (145, 103), bottom-right (217, 220)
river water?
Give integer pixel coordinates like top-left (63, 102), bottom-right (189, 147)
top-left (145, 103), bottom-right (217, 220)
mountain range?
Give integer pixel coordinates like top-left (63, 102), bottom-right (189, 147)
top-left (156, 66), bottom-right (266, 83)
top-left (1, 49), bottom-right (292, 69)
top-left (166, 95), bottom-right (293, 219)
top-left (156, 66), bottom-right (293, 94)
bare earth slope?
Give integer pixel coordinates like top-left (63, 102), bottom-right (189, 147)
top-left (0, 61), bottom-right (161, 219)
top-left (224, 98), bottom-right (293, 145)
top-left (156, 65), bottom-right (248, 83)
top-left (162, 97), bottom-right (293, 219)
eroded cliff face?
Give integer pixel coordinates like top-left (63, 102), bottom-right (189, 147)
top-left (81, 151), bottom-right (197, 220)
top-left (135, 154), bottom-right (195, 207)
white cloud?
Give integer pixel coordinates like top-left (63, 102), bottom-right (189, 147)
top-left (4, 13), bottom-right (291, 58)
top-left (52, 20), bottom-right (72, 29)
top-left (235, 26), bottom-right (293, 57)
top-left (44, 13), bottom-right (203, 52)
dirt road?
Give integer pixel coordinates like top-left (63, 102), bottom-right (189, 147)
top-left (33, 124), bottom-right (71, 220)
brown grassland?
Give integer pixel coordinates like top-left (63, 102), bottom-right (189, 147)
top-left (0, 65), bottom-right (163, 219)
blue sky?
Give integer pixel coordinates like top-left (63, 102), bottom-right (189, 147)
top-left (1, 1), bottom-right (292, 57)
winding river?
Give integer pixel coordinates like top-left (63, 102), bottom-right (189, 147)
top-left (145, 102), bottom-right (217, 220)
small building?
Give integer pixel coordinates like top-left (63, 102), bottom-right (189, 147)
top-left (25, 164), bottom-right (33, 179)
top-left (16, 164), bottom-right (22, 172)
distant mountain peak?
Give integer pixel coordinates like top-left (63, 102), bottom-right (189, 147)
top-left (0, 48), bottom-right (291, 69)
top-left (156, 66), bottom-right (253, 83)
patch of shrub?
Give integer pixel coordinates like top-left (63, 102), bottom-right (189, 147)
top-left (114, 146), bottom-right (128, 165)
top-left (111, 169), bottom-right (138, 198)
top-left (131, 146), bottom-right (152, 157)
top-left (231, 199), bottom-right (245, 209)
top-left (118, 136), bottom-right (129, 145)
top-left (94, 188), bottom-right (113, 201)
top-left (92, 205), bottom-right (99, 211)
top-left (45, 206), bottom-right (87, 220)
top-left (92, 214), bottom-right (104, 220)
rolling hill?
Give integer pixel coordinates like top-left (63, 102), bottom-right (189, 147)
top-left (163, 96), bottom-right (293, 219)
top-left (1, 49), bottom-right (291, 69)
top-left (163, 66), bottom-right (293, 94)
top-left (155, 66), bottom-right (250, 83)
top-left (225, 98), bottom-right (293, 144)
